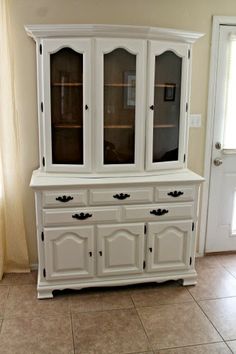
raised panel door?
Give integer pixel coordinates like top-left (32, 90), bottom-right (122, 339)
top-left (44, 226), bottom-right (94, 280)
top-left (97, 223), bottom-right (144, 276)
top-left (146, 220), bottom-right (192, 272)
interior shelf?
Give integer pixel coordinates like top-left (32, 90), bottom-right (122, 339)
top-left (104, 125), bottom-right (134, 129)
top-left (154, 124), bottom-right (176, 128)
top-left (53, 124), bottom-right (82, 128)
top-left (104, 83), bottom-right (135, 87)
top-left (52, 83), bottom-right (83, 87)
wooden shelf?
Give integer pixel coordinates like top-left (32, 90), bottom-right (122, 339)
top-left (104, 125), bottom-right (134, 129)
top-left (104, 83), bottom-right (135, 87)
top-left (52, 83), bottom-right (83, 87)
top-left (154, 124), bottom-right (176, 128)
top-left (53, 124), bottom-right (82, 129)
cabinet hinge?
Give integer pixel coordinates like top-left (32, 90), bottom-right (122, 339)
top-left (188, 49), bottom-right (190, 59)
top-left (143, 260), bottom-right (146, 269)
top-left (144, 225), bottom-right (147, 234)
top-left (192, 222), bottom-right (195, 231)
top-left (41, 102), bottom-right (44, 113)
top-left (183, 154), bottom-right (186, 163)
top-left (186, 102), bottom-right (188, 112)
top-left (41, 231), bottom-right (44, 242)
top-left (42, 157), bottom-right (45, 166)
top-left (39, 44), bottom-right (42, 55)
top-left (43, 268), bottom-right (46, 277)
top-left (190, 257), bottom-right (192, 266)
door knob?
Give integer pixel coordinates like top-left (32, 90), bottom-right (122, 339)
top-left (213, 158), bottom-right (223, 166)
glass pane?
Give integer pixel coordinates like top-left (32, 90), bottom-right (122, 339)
top-left (50, 48), bottom-right (83, 164)
top-left (224, 37), bottom-right (236, 149)
top-left (104, 48), bottom-right (136, 164)
top-left (153, 51), bottom-right (182, 163)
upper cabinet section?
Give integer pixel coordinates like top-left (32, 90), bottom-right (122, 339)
top-left (25, 24), bottom-right (203, 175)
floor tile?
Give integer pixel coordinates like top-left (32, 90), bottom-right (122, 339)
top-left (226, 340), bottom-right (236, 353)
top-left (131, 282), bottom-right (193, 307)
top-left (0, 316), bottom-right (73, 354)
top-left (0, 271), bottom-right (37, 285)
top-left (195, 256), bottom-right (222, 270)
top-left (137, 302), bottom-right (221, 350)
top-left (73, 308), bottom-right (150, 354)
top-left (199, 297), bottom-right (236, 340)
top-left (4, 285), bottom-right (70, 318)
top-left (215, 254), bottom-right (236, 267)
top-left (188, 267), bottom-right (236, 300)
top-left (69, 291), bottom-right (134, 313)
top-left (154, 342), bottom-right (231, 353)
top-left (0, 287), bottom-right (9, 318)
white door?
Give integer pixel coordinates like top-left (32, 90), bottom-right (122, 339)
top-left (146, 40), bottom-right (190, 171)
top-left (97, 223), bottom-right (144, 276)
top-left (41, 38), bottom-right (91, 173)
top-left (95, 38), bottom-right (146, 173)
top-left (206, 25), bottom-right (236, 252)
top-left (146, 221), bottom-right (192, 272)
top-left (44, 226), bottom-right (94, 280)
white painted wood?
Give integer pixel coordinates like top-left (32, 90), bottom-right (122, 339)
top-left (44, 226), bottom-right (94, 280)
top-left (42, 38), bottom-right (92, 172)
top-left (206, 24), bottom-right (236, 252)
top-left (97, 223), bottom-right (144, 276)
top-left (42, 189), bottom-right (88, 207)
top-left (123, 203), bottom-right (194, 221)
top-left (146, 221), bottom-right (192, 272)
top-left (155, 185), bottom-right (195, 202)
top-left (89, 187), bottom-right (153, 205)
top-left (146, 40), bottom-right (189, 171)
top-left (95, 38), bottom-right (146, 173)
top-left (43, 206), bottom-right (121, 226)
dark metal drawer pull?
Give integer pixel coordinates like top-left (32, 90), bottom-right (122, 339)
top-left (72, 212), bottom-right (92, 220)
top-left (150, 209), bottom-right (169, 216)
top-left (113, 193), bottom-right (130, 200)
top-left (56, 195), bottom-right (74, 203)
top-left (167, 191), bottom-right (184, 198)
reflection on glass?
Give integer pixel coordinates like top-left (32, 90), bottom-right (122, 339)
top-left (232, 191), bottom-right (236, 234)
top-left (153, 51), bottom-right (182, 163)
top-left (50, 48), bottom-right (83, 164)
top-left (104, 48), bottom-right (136, 164)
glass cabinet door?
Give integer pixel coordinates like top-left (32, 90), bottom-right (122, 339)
top-left (96, 39), bottom-right (146, 172)
top-left (146, 41), bottom-right (189, 170)
top-left (42, 39), bottom-right (91, 172)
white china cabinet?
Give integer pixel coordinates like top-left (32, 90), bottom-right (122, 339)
top-left (26, 24), bottom-right (204, 298)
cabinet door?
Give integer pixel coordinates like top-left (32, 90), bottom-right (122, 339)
top-left (146, 221), bottom-right (192, 272)
top-left (95, 39), bottom-right (146, 173)
top-left (42, 38), bottom-right (91, 172)
top-left (97, 223), bottom-right (144, 276)
top-left (146, 41), bottom-right (189, 171)
top-left (44, 226), bottom-right (94, 280)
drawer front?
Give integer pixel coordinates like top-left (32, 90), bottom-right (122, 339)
top-left (155, 185), bottom-right (195, 202)
top-left (123, 203), bottom-right (194, 221)
top-left (43, 190), bottom-right (87, 208)
top-left (43, 207), bottom-right (121, 226)
top-left (90, 187), bottom-right (153, 205)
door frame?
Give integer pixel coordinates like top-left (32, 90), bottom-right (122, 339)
top-left (200, 16), bottom-right (236, 255)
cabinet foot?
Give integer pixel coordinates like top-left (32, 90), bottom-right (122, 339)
top-left (182, 276), bottom-right (197, 286)
top-left (37, 289), bottom-right (54, 299)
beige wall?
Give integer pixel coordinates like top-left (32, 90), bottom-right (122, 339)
top-left (9, 0), bottom-right (236, 264)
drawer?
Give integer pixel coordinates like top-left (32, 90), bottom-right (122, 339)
top-left (89, 187), bottom-right (153, 205)
top-left (123, 203), bottom-right (194, 221)
top-left (42, 190), bottom-right (87, 208)
top-left (43, 206), bottom-right (121, 226)
top-left (155, 185), bottom-right (195, 202)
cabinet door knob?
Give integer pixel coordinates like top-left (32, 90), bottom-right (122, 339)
top-left (99, 251), bottom-right (102, 256)
top-left (85, 104), bottom-right (89, 110)
top-left (113, 193), bottom-right (130, 200)
top-left (72, 212), bottom-right (92, 220)
top-left (167, 191), bottom-right (184, 198)
top-left (150, 105), bottom-right (154, 110)
top-left (56, 195), bottom-right (74, 202)
top-left (89, 251), bottom-right (92, 257)
top-left (150, 209), bottom-right (169, 216)
top-left (149, 247), bottom-right (153, 253)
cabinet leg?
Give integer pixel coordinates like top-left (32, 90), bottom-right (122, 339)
top-left (182, 276), bottom-right (197, 286)
top-left (37, 289), bottom-right (54, 299)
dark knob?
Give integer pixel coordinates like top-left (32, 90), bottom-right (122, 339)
top-left (85, 104), bottom-right (89, 110)
top-left (89, 251), bottom-right (92, 257)
top-left (99, 251), bottom-right (102, 256)
top-left (150, 105), bottom-right (154, 110)
top-left (167, 191), bottom-right (184, 198)
top-left (113, 193), bottom-right (130, 200)
top-left (150, 209), bottom-right (169, 216)
top-left (149, 247), bottom-right (153, 253)
top-left (56, 195), bottom-right (74, 203)
top-left (72, 212), bottom-right (92, 220)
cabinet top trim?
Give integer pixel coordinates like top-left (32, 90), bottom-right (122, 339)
top-left (25, 24), bottom-right (204, 43)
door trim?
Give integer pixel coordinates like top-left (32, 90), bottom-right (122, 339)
top-left (200, 16), bottom-right (236, 255)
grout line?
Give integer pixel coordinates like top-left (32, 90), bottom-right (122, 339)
top-left (156, 341), bottom-right (232, 352)
top-left (133, 306), bottom-right (153, 352)
top-left (225, 341), bottom-right (234, 354)
top-left (70, 310), bottom-right (76, 354)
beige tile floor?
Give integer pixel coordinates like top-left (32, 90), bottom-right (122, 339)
top-left (1, 255), bottom-right (236, 353)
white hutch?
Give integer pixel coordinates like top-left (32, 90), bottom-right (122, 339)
top-left (26, 24), bottom-right (204, 299)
